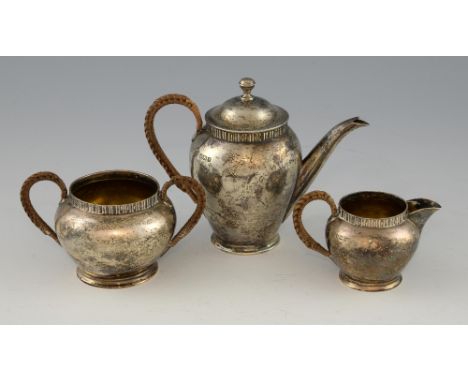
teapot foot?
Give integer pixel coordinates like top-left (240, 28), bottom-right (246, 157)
top-left (211, 234), bottom-right (279, 255)
top-left (77, 263), bottom-right (158, 288)
top-left (339, 272), bottom-right (402, 292)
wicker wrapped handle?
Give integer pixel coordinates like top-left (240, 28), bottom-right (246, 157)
top-left (293, 190), bottom-right (337, 257)
top-left (160, 175), bottom-right (205, 248)
top-left (20, 171), bottom-right (68, 245)
top-left (145, 94), bottom-right (202, 202)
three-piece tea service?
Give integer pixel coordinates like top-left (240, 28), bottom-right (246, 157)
top-left (21, 78), bottom-right (440, 291)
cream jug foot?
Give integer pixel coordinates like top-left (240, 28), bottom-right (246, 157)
top-left (339, 272), bottom-right (402, 292)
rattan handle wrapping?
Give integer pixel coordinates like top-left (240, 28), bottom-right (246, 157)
top-left (160, 175), bottom-right (206, 248)
top-left (293, 190), bottom-right (337, 257)
top-left (20, 171), bottom-right (68, 245)
top-left (144, 94), bottom-right (202, 202)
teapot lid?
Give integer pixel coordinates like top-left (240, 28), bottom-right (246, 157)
top-left (205, 78), bottom-right (289, 143)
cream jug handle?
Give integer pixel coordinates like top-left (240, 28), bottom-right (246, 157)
top-left (144, 94), bottom-right (203, 202)
top-left (293, 190), bottom-right (338, 257)
top-left (159, 175), bottom-right (206, 248)
top-left (20, 171), bottom-right (68, 245)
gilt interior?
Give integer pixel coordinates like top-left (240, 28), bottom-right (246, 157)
top-left (71, 172), bottom-right (158, 205)
top-left (340, 192), bottom-right (406, 219)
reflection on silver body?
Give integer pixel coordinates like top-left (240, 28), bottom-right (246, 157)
top-left (145, 78), bottom-right (369, 254)
top-left (293, 191), bottom-right (441, 291)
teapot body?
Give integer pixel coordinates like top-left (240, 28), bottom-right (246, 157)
top-left (190, 126), bottom-right (301, 253)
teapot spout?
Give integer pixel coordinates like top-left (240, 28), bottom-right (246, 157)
top-left (407, 198), bottom-right (441, 232)
top-left (284, 117), bottom-right (369, 219)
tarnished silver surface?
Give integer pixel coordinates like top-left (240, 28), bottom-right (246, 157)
top-left (293, 191), bottom-right (441, 291)
top-left (145, 77), bottom-right (369, 254)
top-left (20, 170), bottom-right (205, 288)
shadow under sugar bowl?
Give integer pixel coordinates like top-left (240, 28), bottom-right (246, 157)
top-left (293, 190), bottom-right (440, 291)
top-left (20, 170), bottom-right (205, 288)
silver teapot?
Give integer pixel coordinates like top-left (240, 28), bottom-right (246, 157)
top-left (145, 78), bottom-right (369, 254)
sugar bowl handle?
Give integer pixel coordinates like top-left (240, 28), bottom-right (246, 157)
top-left (20, 171), bottom-right (68, 245)
top-left (160, 175), bottom-right (206, 248)
top-left (144, 94), bottom-right (203, 202)
top-left (293, 190), bottom-right (337, 257)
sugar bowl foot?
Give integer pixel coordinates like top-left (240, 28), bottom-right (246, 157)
top-left (77, 263), bottom-right (158, 289)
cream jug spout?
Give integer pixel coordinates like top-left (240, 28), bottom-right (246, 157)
top-left (407, 198), bottom-right (441, 231)
top-left (284, 117), bottom-right (369, 218)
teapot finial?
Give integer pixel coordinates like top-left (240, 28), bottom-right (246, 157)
top-left (239, 77), bottom-right (255, 102)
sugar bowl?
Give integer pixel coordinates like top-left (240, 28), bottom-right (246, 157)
top-left (20, 170), bottom-right (205, 288)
